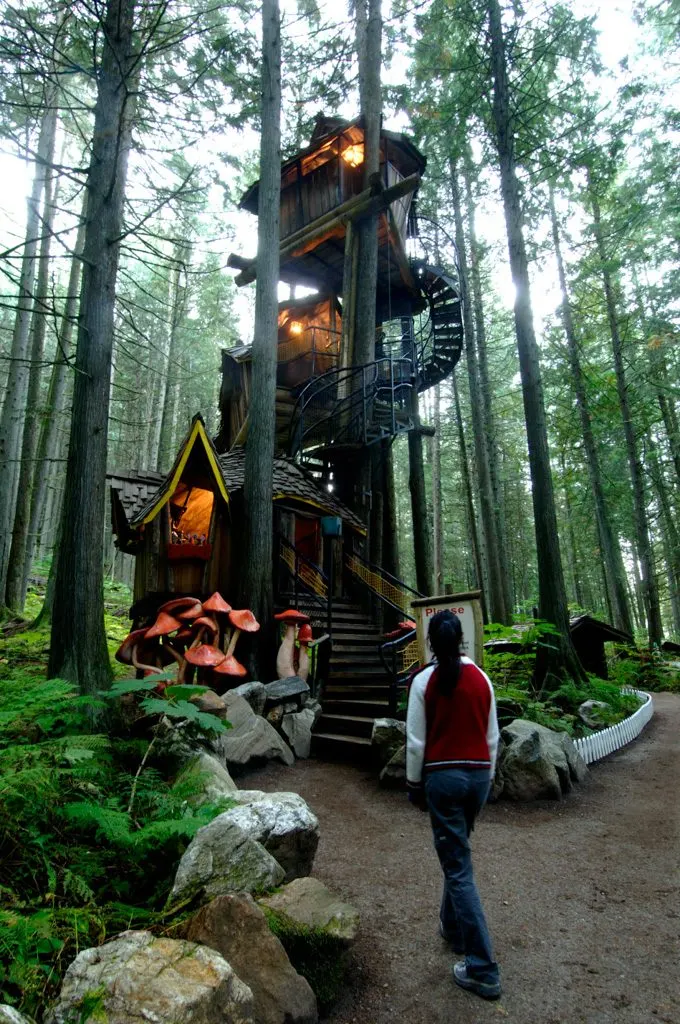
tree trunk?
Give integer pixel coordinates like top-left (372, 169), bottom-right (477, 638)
top-left (381, 440), bottom-right (401, 580)
top-left (462, 149), bottom-right (513, 619)
top-left (451, 155), bottom-right (508, 623)
top-left (549, 186), bottom-right (633, 636)
top-left (239, 0), bottom-right (281, 676)
top-left (48, 0), bottom-right (137, 697)
top-left (648, 433), bottom-right (680, 637)
top-left (0, 106), bottom-right (57, 607)
top-left (353, 0), bottom-right (381, 369)
top-left (158, 241), bottom-right (190, 471)
top-left (588, 176), bottom-right (662, 647)
top-left (402, 318), bottom-right (432, 594)
top-left (5, 109), bottom-right (59, 612)
top-left (23, 199), bottom-right (86, 589)
top-left (453, 370), bottom-right (485, 617)
top-left (488, 0), bottom-right (584, 684)
top-left (432, 383), bottom-right (443, 592)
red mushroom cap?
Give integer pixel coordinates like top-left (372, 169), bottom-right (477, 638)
top-left (191, 615), bottom-right (219, 635)
top-left (213, 653), bottom-right (247, 677)
top-left (228, 609), bottom-right (260, 632)
top-left (145, 611), bottom-right (182, 639)
top-left (298, 623), bottom-right (313, 644)
top-left (115, 628), bottom-right (152, 664)
top-left (202, 591), bottom-right (232, 615)
top-left (399, 619), bottom-right (416, 630)
top-left (183, 644), bottom-right (226, 667)
top-left (175, 626), bottom-right (193, 641)
top-left (177, 603), bottom-right (204, 621)
top-left (274, 608), bottom-right (310, 625)
top-left (158, 596), bottom-right (202, 616)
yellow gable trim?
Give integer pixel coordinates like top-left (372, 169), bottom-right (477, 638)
top-left (140, 419), bottom-right (229, 525)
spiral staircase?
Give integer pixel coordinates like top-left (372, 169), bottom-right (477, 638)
top-left (288, 262), bottom-right (463, 465)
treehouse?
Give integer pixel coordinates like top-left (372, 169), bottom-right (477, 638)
top-left (225, 113), bottom-right (465, 473)
top-left (109, 415), bottom-right (366, 622)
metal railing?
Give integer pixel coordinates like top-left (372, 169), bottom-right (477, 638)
top-left (345, 550), bottom-right (421, 616)
top-left (277, 533), bottom-right (332, 637)
top-left (379, 628), bottom-right (420, 714)
top-left (288, 356), bottom-right (415, 462)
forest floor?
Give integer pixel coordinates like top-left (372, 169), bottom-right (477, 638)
top-left (243, 693), bottom-right (680, 1024)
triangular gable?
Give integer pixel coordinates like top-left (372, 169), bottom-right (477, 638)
top-left (130, 415), bottom-right (229, 528)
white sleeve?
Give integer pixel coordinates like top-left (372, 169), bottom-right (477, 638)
top-left (406, 667), bottom-right (431, 787)
top-left (484, 671), bottom-right (500, 776)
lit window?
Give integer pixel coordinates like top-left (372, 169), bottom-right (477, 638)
top-left (289, 321), bottom-right (304, 335)
top-left (342, 144), bottom-right (364, 167)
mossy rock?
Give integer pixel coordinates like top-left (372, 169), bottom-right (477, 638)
top-left (260, 905), bottom-right (350, 1013)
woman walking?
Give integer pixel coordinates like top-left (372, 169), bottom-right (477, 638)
top-left (406, 609), bottom-right (501, 1000)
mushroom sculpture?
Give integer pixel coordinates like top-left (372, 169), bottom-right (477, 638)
top-left (296, 623), bottom-right (313, 682)
top-left (226, 609), bottom-right (260, 659)
top-left (274, 609), bottom-right (310, 679)
top-left (212, 653), bottom-right (247, 692)
top-left (116, 628), bottom-right (163, 676)
top-left (202, 592), bottom-right (233, 652)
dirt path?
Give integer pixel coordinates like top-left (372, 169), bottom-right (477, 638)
top-left (244, 694), bottom-right (680, 1024)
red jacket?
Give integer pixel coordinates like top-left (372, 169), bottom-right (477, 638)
top-left (406, 657), bottom-right (499, 789)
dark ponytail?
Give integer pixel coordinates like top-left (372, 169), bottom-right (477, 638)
top-left (428, 610), bottom-right (463, 695)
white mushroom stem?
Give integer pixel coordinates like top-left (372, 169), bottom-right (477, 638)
top-left (132, 645), bottom-right (164, 677)
top-left (276, 624), bottom-right (296, 679)
top-left (222, 625), bottom-right (232, 653)
top-left (297, 641), bottom-right (310, 682)
top-left (226, 628), bottom-right (241, 658)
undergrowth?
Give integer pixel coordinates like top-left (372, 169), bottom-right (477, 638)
top-left (0, 631), bottom-right (231, 1017)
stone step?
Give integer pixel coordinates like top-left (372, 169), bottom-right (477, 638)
top-left (310, 732), bottom-right (373, 761)
top-left (317, 712), bottom-right (375, 738)
top-left (321, 698), bottom-right (390, 717)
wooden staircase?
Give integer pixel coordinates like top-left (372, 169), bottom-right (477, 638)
top-left (292, 597), bottom-right (393, 760)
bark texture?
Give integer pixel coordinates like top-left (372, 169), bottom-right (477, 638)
top-left (588, 177), bottom-right (662, 647)
top-left (488, 0), bottom-right (584, 683)
top-left (49, 0), bottom-right (137, 695)
top-left (240, 0), bottom-right (281, 674)
top-left (549, 187), bottom-right (633, 637)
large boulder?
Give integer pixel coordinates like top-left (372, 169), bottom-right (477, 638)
top-left (259, 877), bottom-right (359, 947)
top-left (0, 1008), bottom-right (36, 1024)
top-left (265, 677), bottom-right (310, 707)
top-left (303, 698), bottom-right (322, 728)
top-left (500, 719), bottom-right (588, 801)
top-left (214, 693), bottom-right (294, 773)
top-left (227, 791), bottom-right (319, 880)
top-left (282, 708), bottom-right (316, 759)
top-left (44, 931), bottom-right (254, 1024)
top-left (488, 738), bottom-right (506, 803)
top-left (371, 719), bottom-right (406, 768)
top-left (176, 752), bottom-right (238, 806)
top-left (230, 682), bottom-right (267, 717)
top-left (183, 895), bottom-right (317, 1024)
top-left (190, 689), bottom-right (229, 720)
top-left (378, 743), bottom-right (406, 788)
top-left (170, 813), bottom-right (285, 906)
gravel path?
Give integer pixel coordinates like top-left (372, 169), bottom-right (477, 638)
top-left (243, 693), bottom-right (680, 1024)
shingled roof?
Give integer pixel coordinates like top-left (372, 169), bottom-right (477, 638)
top-left (217, 447), bottom-right (365, 533)
top-left (109, 434), bottom-right (365, 537)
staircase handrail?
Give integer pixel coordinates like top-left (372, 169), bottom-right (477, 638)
top-left (288, 356), bottom-right (415, 460)
top-left (277, 532), bottom-right (332, 637)
top-left (345, 549), bottom-right (422, 617)
top-left (378, 627), bottom-right (420, 714)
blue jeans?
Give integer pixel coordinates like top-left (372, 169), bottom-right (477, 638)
top-left (425, 768), bottom-right (499, 985)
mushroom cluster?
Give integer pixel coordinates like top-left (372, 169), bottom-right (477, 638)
top-left (274, 608), bottom-right (313, 681)
top-left (116, 592), bottom-right (260, 692)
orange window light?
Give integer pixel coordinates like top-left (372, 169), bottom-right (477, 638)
top-left (342, 143), bottom-right (364, 167)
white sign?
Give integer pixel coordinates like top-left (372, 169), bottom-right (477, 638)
top-left (411, 592), bottom-right (484, 667)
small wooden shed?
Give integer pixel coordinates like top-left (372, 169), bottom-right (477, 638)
top-left (109, 414), bottom-right (366, 621)
top-left (483, 614), bottom-right (634, 680)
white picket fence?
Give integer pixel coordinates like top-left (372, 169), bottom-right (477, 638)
top-left (573, 688), bottom-right (654, 765)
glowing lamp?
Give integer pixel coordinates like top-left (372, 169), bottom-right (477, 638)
top-left (341, 144), bottom-right (364, 167)
top-left (289, 321), bottom-right (303, 335)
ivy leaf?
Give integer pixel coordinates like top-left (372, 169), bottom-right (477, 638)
top-left (164, 685), bottom-right (209, 701)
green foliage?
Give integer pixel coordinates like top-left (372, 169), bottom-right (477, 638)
top-left (0, 656), bottom-right (232, 1015)
top-left (482, 622), bottom-right (644, 733)
top-left (608, 645), bottom-right (680, 694)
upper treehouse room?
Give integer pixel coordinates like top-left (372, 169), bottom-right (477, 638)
top-left (236, 114), bottom-right (428, 319)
